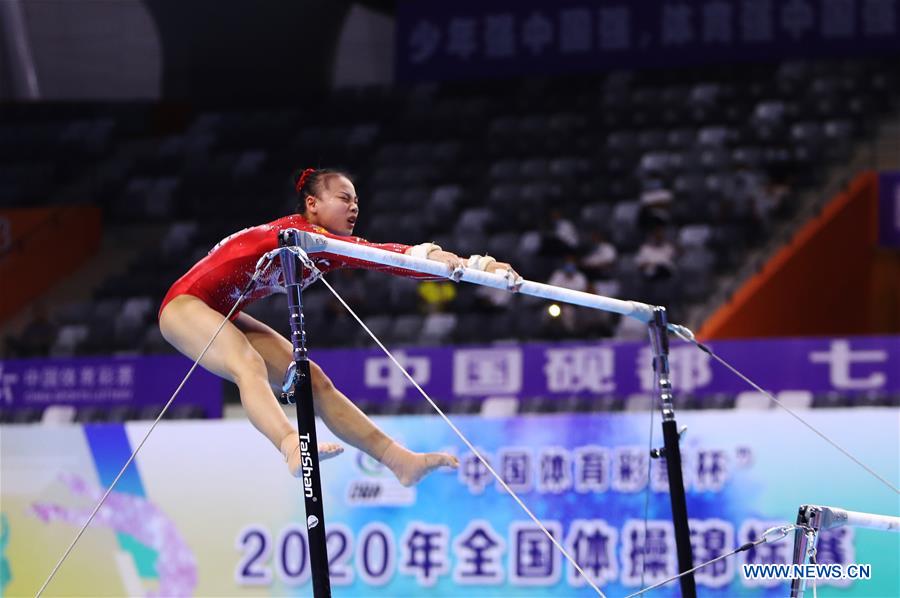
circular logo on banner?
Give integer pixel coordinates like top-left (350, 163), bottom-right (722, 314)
top-left (355, 452), bottom-right (390, 477)
top-left (307, 515), bottom-right (319, 530)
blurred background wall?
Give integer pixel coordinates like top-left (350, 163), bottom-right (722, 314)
top-left (0, 0), bottom-right (396, 101)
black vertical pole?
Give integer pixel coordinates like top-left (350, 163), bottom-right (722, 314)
top-left (647, 307), bottom-right (696, 598)
top-left (790, 505), bottom-right (821, 598)
top-left (278, 230), bottom-right (331, 598)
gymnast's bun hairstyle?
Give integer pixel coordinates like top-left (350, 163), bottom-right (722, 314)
top-left (293, 167), bottom-right (352, 214)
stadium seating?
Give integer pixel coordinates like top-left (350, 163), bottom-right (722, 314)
top-left (2, 58), bottom-right (897, 358)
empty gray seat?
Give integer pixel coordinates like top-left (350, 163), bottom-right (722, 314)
top-left (488, 184), bottom-right (521, 209)
top-left (489, 159), bottom-right (519, 181)
top-left (391, 315), bottom-right (424, 344)
top-left (790, 122), bottom-right (824, 143)
top-left (519, 158), bottom-right (549, 179)
top-left (453, 231), bottom-right (485, 257)
top-left (579, 202), bottom-right (613, 229)
top-left (678, 224), bottom-right (712, 248)
top-left (824, 120), bottom-right (854, 140)
top-left (666, 128), bottom-right (696, 148)
top-left (486, 232), bottom-right (520, 259)
top-left (606, 130), bottom-right (637, 153)
top-left (610, 201), bottom-right (640, 231)
top-left (455, 208), bottom-right (493, 234)
top-left (399, 187), bottom-right (430, 211)
top-left (699, 149), bottom-right (729, 171)
top-left (689, 82), bottom-right (721, 105)
top-left (432, 141), bottom-right (461, 162)
top-left (430, 185), bottom-right (462, 208)
top-left (355, 315), bottom-right (393, 345)
top-left (421, 313), bottom-right (457, 344)
top-left (731, 146), bottom-right (763, 167)
top-left (636, 129), bottom-right (666, 151)
top-left (639, 151), bottom-right (670, 175)
top-left (697, 126), bottom-right (734, 146)
top-left (548, 156), bottom-right (585, 177)
top-left (753, 100), bottom-right (787, 123)
top-left (56, 302), bottom-right (93, 326)
top-left (51, 325), bottom-right (89, 356)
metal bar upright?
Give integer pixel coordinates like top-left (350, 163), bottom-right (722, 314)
top-left (647, 306), bottom-right (696, 598)
top-left (279, 229), bottom-right (331, 598)
top-left (790, 506), bottom-right (822, 598)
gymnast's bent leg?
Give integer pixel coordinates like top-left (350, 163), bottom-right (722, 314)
top-left (234, 312), bottom-right (459, 486)
top-left (158, 295), bottom-right (341, 477)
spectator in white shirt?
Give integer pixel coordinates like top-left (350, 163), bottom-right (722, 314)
top-left (545, 256), bottom-right (587, 334)
top-left (581, 231), bottom-right (618, 281)
top-left (635, 227), bottom-right (677, 280)
top-left (540, 209), bottom-right (579, 256)
top-left (548, 255), bottom-right (588, 291)
top-left (552, 209), bottom-right (579, 249)
top-left (638, 188), bottom-right (673, 232)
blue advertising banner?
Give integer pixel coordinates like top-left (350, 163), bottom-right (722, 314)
top-left (0, 355), bottom-right (222, 417)
top-left (309, 336), bottom-right (900, 405)
top-left (2, 409), bottom-right (898, 596)
top-left (396, 0), bottom-right (900, 82)
top-left (878, 171), bottom-right (900, 247)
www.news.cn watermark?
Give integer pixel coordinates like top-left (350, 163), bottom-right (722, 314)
top-left (743, 563), bottom-right (872, 581)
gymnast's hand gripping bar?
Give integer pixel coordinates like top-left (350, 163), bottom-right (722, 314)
top-left (272, 230), bottom-right (695, 338)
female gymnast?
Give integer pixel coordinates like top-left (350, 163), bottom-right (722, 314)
top-left (158, 168), bottom-right (518, 485)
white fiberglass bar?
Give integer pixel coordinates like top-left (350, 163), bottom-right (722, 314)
top-left (295, 231), bottom-right (657, 323)
top-left (843, 510), bottom-right (899, 531)
top-left (816, 506), bottom-right (900, 532)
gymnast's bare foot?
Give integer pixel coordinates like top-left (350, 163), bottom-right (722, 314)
top-left (380, 442), bottom-right (459, 487)
top-left (281, 433), bottom-right (344, 477)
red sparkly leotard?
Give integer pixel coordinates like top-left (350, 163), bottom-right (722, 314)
top-left (159, 214), bottom-right (437, 319)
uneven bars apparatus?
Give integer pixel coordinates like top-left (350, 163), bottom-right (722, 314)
top-left (277, 229), bottom-right (698, 597)
top-left (790, 505), bottom-right (900, 598)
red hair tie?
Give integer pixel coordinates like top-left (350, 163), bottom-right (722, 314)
top-left (295, 168), bottom-right (316, 194)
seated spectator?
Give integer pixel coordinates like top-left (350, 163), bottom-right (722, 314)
top-left (638, 188), bottom-right (673, 232)
top-left (731, 168), bottom-right (791, 243)
top-left (475, 285), bottom-right (512, 312)
top-left (635, 227), bottom-right (677, 280)
top-left (548, 255), bottom-right (588, 292)
top-left (578, 282), bottom-right (618, 337)
top-left (544, 255), bottom-right (588, 336)
top-left (5, 304), bottom-right (55, 358)
top-left (752, 178), bottom-right (790, 225)
top-left (539, 209), bottom-right (579, 257)
top-left (732, 161), bottom-right (766, 208)
top-left (580, 231), bottom-right (618, 281)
